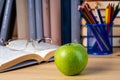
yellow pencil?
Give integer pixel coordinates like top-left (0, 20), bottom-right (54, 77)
top-left (105, 4), bottom-right (111, 24)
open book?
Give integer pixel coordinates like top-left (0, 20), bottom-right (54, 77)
top-left (0, 40), bottom-right (59, 72)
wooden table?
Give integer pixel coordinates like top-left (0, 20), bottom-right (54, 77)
top-left (0, 54), bottom-right (120, 80)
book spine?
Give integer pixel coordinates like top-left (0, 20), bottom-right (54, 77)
top-left (28, 0), bottom-right (36, 41)
top-left (42, 0), bottom-right (51, 39)
top-left (50, 0), bottom-right (61, 45)
top-left (61, 0), bottom-right (71, 45)
top-left (7, 0), bottom-right (16, 40)
top-left (12, 19), bottom-right (17, 39)
top-left (0, 0), bottom-right (13, 41)
top-left (35, 0), bottom-right (43, 40)
top-left (71, 0), bottom-right (81, 43)
top-left (82, 37), bottom-right (120, 48)
top-left (85, 1), bottom-right (119, 9)
top-left (0, 0), bottom-right (5, 17)
top-left (0, 0), bottom-right (5, 31)
top-left (82, 25), bottom-right (120, 36)
top-left (16, 0), bottom-right (29, 40)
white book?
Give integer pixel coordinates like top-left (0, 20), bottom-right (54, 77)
top-left (0, 40), bottom-right (59, 72)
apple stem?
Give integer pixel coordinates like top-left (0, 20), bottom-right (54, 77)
top-left (68, 43), bottom-right (71, 46)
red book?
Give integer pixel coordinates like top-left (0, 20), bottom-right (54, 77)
top-left (50, 0), bottom-right (61, 45)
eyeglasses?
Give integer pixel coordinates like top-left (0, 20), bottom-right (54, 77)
top-left (5, 38), bottom-right (59, 51)
top-left (0, 38), bottom-right (6, 46)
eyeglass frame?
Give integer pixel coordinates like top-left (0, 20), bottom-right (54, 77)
top-left (0, 38), bottom-right (53, 51)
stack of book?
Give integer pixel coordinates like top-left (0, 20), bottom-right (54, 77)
top-left (0, 0), bottom-right (16, 45)
top-left (0, 0), bottom-right (120, 50)
top-left (0, 0), bottom-right (82, 46)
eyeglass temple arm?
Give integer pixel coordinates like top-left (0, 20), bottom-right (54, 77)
top-left (0, 38), bottom-right (6, 46)
top-left (38, 38), bottom-right (52, 44)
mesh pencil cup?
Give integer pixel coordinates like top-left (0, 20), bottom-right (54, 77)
top-left (86, 23), bottom-right (113, 55)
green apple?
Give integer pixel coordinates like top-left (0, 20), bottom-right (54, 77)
top-left (54, 43), bottom-right (88, 76)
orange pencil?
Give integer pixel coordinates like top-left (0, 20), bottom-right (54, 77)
top-left (84, 4), bottom-right (96, 24)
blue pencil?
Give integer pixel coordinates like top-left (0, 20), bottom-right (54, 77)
top-left (85, 4), bottom-right (111, 51)
top-left (79, 9), bottom-right (105, 51)
top-left (79, 7), bottom-right (111, 51)
top-left (112, 2), bottom-right (120, 22)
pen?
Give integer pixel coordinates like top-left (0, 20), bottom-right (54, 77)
top-left (79, 4), bottom-right (111, 51)
top-left (95, 6), bottom-right (103, 24)
top-left (112, 2), bottom-right (120, 22)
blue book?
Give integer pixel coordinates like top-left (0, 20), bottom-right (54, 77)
top-left (7, 0), bottom-right (16, 41)
top-left (61, 0), bottom-right (71, 45)
top-left (28, 0), bottom-right (36, 41)
top-left (0, 0), bottom-right (5, 18)
top-left (0, 0), bottom-right (5, 31)
top-left (35, 0), bottom-right (43, 40)
top-left (0, 0), bottom-right (13, 43)
top-left (71, 0), bottom-right (81, 43)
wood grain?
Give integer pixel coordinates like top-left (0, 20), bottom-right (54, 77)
top-left (1, 56), bottom-right (120, 80)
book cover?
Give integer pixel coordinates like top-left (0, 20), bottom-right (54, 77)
top-left (50, 0), bottom-right (61, 45)
top-left (28, 0), bottom-right (36, 41)
top-left (42, 0), bottom-right (51, 39)
top-left (0, 0), bottom-right (5, 17)
top-left (61, 0), bottom-right (71, 45)
top-left (0, 0), bottom-right (5, 28)
top-left (7, 0), bottom-right (16, 40)
top-left (12, 19), bottom-right (17, 39)
top-left (85, 1), bottom-right (119, 9)
top-left (35, 0), bottom-right (43, 40)
top-left (82, 37), bottom-right (120, 48)
top-left (82, 26), bottom-right (120, 36)
top-left (114, 18), bottom-right (120, 25)
top-left (0, 0), bottom-right (13, 42)
top-left (71, 0), bottom-right (81, 43)
top-left (16, 0), bottom-right (29, 40)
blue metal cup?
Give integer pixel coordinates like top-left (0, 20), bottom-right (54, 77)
top-left (86, 23), bottom-right (113, 55)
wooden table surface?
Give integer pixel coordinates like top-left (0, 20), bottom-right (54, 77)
top-left (0, 53), bottom-right (120, 80)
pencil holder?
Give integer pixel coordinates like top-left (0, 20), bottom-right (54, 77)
top-left (86, 23), bottom-right (113, 55)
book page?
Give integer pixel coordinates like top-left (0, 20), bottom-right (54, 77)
top-left (0, 46), bottom-right (32, 65)
top-left (0, 40), bottom-right (59, 72)
top-left (35, 49), bottom-right (56, 58)
top-left (6, 40), bottom-right (59, 59)
top-left (23, 42), bottom-right (59, 58)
